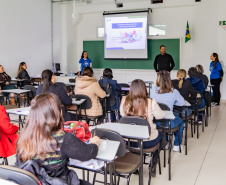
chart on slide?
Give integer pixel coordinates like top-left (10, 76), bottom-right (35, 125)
top-left (105, 16), bottom-right (147, 50)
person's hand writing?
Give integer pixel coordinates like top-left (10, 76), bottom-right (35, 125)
top-left (90, 136), bottom-right (101, 147)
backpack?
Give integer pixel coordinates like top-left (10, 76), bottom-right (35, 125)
top-left (99, 77), bottom-right (116, 107)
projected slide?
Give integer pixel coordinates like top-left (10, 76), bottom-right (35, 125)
top-left (105, 16), bottom-right (147, 50)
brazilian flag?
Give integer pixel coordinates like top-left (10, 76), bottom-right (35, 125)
top-left (185, 21), bottom-right (191, 43)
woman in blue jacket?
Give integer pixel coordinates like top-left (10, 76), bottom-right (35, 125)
top-left (99, 68), bottom-right (121, 122)
top-left (209, 53), bottom-right (224, 106)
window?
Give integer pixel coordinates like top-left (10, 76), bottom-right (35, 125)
top-left (148, 24), bottom-right (166, 36)
top-left (97, 27), bottom-right (105, 38)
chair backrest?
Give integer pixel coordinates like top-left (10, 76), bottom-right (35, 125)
top-left (0, 95), bottom-right (4, 104)
top-left (55, 82), bottom-right (67, 91)
top-left (0, 165), bottom-right (39, 185)
top-left (91, 128), bottom-right (126, 157)
top-left (73, 94), bottom-right (92, 109)
top-left (157, 102), bottom-right (170, 111)
top-left (69, 78), bottom-right (76, 83)
top-left (119, 116), bottom-right (151, 136)
top-left (119, 83), bottom-right (130, 88)
top-left (23, 85), bottom-right (37, 98)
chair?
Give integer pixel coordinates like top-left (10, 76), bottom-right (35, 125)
top-left (73, 94), bottom-right (101, 125)
top-left (118, 83), bottom-right (130, 98)
top-left (173, 105), bottom-right (193, 155)
top-left (119, 116), bottom-right (161, 185)
top-left (0, 165), bottom-right (40, 185)
top-left (0, 95), bottom-right (4, 105)
top-left (69, 78), bottom-right (76, 83)
top-left (55, 82), bottom-right (67, 91)
top-left (23, 85), bottom-right (37, 106)
top-left (92, 128), bottom-right (141, 185)
top-left (192, 97), bottom-right (208, 139)
top-left (0, 132), bottom-right (8, 165)
top-left (155, 102), bottom-right (181, 180)
top-left (204, 90), bottom-right (211, 119)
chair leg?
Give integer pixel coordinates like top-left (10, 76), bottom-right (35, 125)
top-left (126, 175), bottom-right (131, 185)
top-left (92, 172), bottom-right (97, 185)
top-left (157, 149), bottom-right (161, 175)
top-left (4, 158), bottom-right (8, 165)
top-left (117, 176), bottom-right (120, 185)
top-left (202, 111), bottom-right (205, 132)
top-left (178, 130), bottom-right (181, 153)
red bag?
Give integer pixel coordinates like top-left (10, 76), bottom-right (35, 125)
top-left (63, 121), bottom-right (91, 142)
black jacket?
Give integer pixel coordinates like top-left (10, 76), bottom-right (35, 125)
top-left (154, 53), bottom-right (175, 72)
top-left (196, 73), bottom-right (209, 88)
top-left (17, 69), bottom-right (32, 85)
top-left (172, 79), bottom-right (198, 105)
top-left (36, 84), bottom-right (72, 121)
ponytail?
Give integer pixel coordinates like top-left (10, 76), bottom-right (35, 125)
top-left (41, 70), bottom-right (53, 93)
top-left (176, 69), bottom-right (187, 89)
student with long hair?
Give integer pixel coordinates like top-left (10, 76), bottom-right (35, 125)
top-left (195, 64), bottom-right (209, 88)
top-left (150, 70), bottom-right (185, 152)
top-left (36, 69), bottom-right (72, 121)
top-left (99, 68), bottom-right (121, 121)
top-left (16, 93), bottom-right (100, 185)
top-left (209, 53), bottom-right (224, 106)
top-left (17, 62), bottom-right (33, 85)
top-left (120, 79), bottom-right (165, 176)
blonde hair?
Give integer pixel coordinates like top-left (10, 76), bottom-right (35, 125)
top-left (177, 69), bottom-right (186, 89)
top-left (195, 64), bottom-right (204, 74)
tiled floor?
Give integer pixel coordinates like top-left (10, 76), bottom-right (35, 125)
top-left (6, 102), bottom-right (226, 185)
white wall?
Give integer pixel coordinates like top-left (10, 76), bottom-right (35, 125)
top-left (53, 0), bottom-right (226, 99)
top-left (0, 0), bottom-right (52, 77)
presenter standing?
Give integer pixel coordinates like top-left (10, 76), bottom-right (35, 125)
top-left (78, 51), bottom-right (92, 75)
top-left (154, 45), bottom-right (175, 72)
top-left (210, 53), bottom-right (223, 106)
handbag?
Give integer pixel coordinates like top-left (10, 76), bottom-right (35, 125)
top-left (63, 121), bottom-right (91, 142)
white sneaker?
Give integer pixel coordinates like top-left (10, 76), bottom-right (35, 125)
top-left (173, 145), bottom-right (183, 152)
top-left (198, 121), bottom-right (203, 124)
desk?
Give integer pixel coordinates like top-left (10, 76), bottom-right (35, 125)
top-left (90, 123), bottom-right (149, 185)
top-left (6, 107), bottom-right (30, 129)
top-left (30, 76), bottom-right (42, 85)
top-left (121, 87), bottom-right (130, 91)
top-left (11, 78), bottom-right (26, 88)
top-left (72, 98), bottom-right (86, 120)
top-left (1, 89), bottom-right (30, 107)
top-left (69, 139), bottom-right (120, 185)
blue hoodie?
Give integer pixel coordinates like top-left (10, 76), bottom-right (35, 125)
top-left (186, 76), bottom-right (205, 97)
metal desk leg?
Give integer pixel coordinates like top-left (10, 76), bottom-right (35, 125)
top-left (139, 140), bottom-right (144, 185)
top-left (17, 94), bottom-right (21, 108)
top-left (168, 121), bottom-right (171, 181)
top-left (104, 162), bottom-right (108, 185)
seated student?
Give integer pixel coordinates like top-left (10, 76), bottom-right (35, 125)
top-left (17, 62), bottom-right (33, 86)
top-left (74, 67), bottom-right (106, 119)
top-left (16, 93), bottom-right (100, 185)
top-left (36, 69), bottom-right (72, 121)
top-left (150, 70), bottom-right (185, 152)
top-left (172, 69), bottom-right (197, 115)
top-left (0, 65), bottom-right (17, 104)
top-left (195, 64), bottom-right (209, 88)
top-left (120, 79), bottom-right (165, 176)
top-left (0, 105), bottom-right (18, 158)
top-left (99, 68), bottom-right (121, 122)
top-left (186, 67), bottom-right (205, 108)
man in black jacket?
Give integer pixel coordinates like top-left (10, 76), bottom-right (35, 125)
top-left (154, 45), bottom-right (175, 72)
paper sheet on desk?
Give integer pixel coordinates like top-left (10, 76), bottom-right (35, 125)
top-left (69, 159), bottom-right (104, 170)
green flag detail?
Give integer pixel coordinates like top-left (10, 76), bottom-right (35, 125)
top-left (185, 21), bottom-right (191, 43)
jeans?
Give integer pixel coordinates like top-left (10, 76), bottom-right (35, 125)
top-left (156, 113), bottom-right (184, 146)
top-left (191, 99), bottom-right (205, 121)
